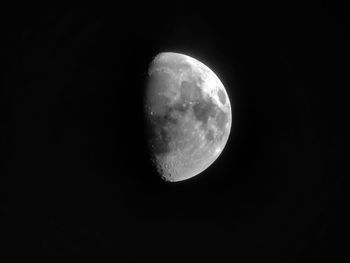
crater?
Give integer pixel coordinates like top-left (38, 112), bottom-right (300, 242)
top-left (217, 89), bottom-right (226, 104)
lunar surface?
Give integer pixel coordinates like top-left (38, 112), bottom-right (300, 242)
top-left (144, 52), bottom-right (232, 182)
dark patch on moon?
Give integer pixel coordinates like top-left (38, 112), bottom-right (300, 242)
top-left (163, 107), bottom-right (180, 125)
top-left (148, 102), bottom-right (194, 156)
top-left (192, 99), bottom-right (217, 125)
top-left (180, 80), bottom-right (203, 102)
top-left (215, 109), bottom-right (228, 130)
top-left (217, 89), bottom-right (226, 104)
top-left (148, 92), bottom-right (229, 158)
top-left (205, 128), bottom-right (215, 142)
top-left (172, 102), bottom-right (189, 113)
top-left (191, 96), bottom-right (229, 144)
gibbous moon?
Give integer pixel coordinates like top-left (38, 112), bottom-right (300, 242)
top-left (144, 52), bottom-right (232, 182)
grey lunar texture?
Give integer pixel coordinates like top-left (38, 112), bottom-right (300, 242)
top-left (145, 52), bottom-right (232, 182)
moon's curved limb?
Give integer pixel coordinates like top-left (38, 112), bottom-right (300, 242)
top-left (145, 52), bottom-right (232, 182)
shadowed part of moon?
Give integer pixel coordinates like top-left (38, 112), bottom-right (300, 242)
top-left (145, 71), bottom-right (172, 115)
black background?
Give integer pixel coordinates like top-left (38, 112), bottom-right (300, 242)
top-left (1, 5), bottom-right (347, 262)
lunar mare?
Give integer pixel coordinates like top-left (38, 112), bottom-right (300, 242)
top-left (145, 52), bottom-right (232, 182)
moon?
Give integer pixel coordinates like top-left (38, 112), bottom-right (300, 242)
top-left (144, 52), bottom-right (232, 182)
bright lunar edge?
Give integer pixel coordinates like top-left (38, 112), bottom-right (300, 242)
top-left (144, 52), bottom-right (232, 182)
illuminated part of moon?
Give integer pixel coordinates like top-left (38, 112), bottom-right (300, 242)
top-left (145, 52), bottom-right (232, 182)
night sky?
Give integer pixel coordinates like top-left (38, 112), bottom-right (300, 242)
top-left (1, 5), bottom-right (347, 262)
